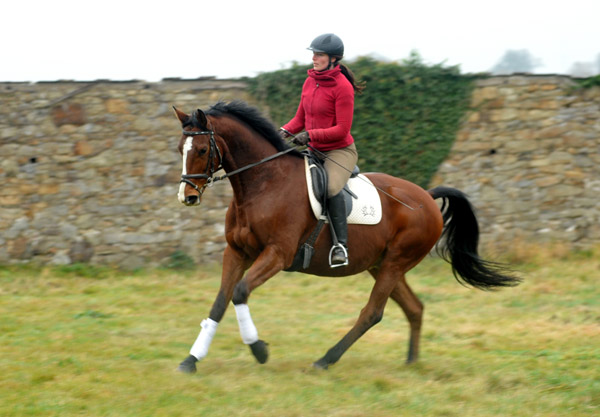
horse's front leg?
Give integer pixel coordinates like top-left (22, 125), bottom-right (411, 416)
top-left (231, 245), bottom-right (287, 364)
top-left (178, 245), bottom-right (247, 374)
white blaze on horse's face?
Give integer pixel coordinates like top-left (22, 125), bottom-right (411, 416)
top-left (178, 136), bottom-right (194, 204)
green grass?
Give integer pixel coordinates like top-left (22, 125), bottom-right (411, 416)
top-left (1, 251), bottom-right (598, 417)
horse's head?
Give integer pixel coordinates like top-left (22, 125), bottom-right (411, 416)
top-left (174, 107), bottom-right (224, 206)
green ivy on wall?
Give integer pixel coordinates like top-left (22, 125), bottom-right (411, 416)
top-left (574, 74), bottom-right (600, 88)
top-left (247, 52), bottom-right (475, 188)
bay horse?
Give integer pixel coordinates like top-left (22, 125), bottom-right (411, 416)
top-left (173, 100), bottom-right (519, 374)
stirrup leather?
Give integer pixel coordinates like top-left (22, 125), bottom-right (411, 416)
top-left (328, 244), bottom-right (349, 268)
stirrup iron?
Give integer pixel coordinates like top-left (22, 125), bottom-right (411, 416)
top-left (328, 243), bottom-right (349, 268)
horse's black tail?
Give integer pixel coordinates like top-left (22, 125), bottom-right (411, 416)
top-left (429, 186), bottom-right (521, 290)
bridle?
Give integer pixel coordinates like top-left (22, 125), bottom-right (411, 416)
top-left (180, 126), bottom-right (297, 197)
top-left (180, 128), bottom-right (223, 195)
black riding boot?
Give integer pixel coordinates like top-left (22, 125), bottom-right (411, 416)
top-left (327, 192), bottom-right (349, 267)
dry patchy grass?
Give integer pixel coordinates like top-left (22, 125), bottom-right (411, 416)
top-left (0, 249), bottom-right (598, 416)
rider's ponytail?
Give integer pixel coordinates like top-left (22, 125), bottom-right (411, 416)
top-left (335, 60), bottom-right (365, 94)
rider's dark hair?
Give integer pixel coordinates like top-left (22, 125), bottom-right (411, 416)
top-left (332, 58), bottom-right (365, 94)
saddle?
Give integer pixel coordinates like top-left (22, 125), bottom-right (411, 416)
top-left (285, 152), bottom-right (382, 272)
top-left (304, 154), bottom-right (381, 225)
top-left (306, 152), bottom-right (358, 218)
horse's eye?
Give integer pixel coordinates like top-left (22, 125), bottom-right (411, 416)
top-left (198, 148), bottom-right (208, 156)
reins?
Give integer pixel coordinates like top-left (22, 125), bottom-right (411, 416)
top-left (180, 129), bottom-right (297, 192)
top-left (181, 127), bottom-right (416, 211)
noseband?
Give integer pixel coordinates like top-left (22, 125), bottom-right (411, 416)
top-left (180, 129), bottom-right (223, 195)
top-left (180, 126), bottom-right (299, 198)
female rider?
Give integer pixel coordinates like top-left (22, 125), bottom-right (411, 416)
top-left (279, 33), bottom-right (364, 267)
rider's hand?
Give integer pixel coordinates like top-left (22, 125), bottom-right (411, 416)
top-left (278, 128), bottom-right (291, 139)
top-left (292, 131), bottom-right (310, 146)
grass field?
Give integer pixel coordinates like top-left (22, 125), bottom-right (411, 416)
top-left (1, 249), bottom-right (598, 417)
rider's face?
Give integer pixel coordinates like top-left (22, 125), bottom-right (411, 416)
top-left (312, 52), bottom-right (335, 71)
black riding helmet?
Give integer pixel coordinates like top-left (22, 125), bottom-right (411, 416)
top-left (307, 33), bottom-right (344, 57)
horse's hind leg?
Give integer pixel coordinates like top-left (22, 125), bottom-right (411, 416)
top-left (389, 275), bottom-right (423, 363)
top-left (313, 263), bottom-right (399, 369)
top-left (368, 266), bottom-right (423, 364)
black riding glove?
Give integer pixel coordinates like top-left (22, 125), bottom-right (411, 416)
top-left (292, 131), bottom-right (310, 146)
top-left (278, 128), bottom-right (291, 139)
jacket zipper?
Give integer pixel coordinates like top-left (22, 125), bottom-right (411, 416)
top-left (309, 83), bottom-right (319, 130)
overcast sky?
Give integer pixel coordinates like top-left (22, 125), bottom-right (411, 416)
top-left (2, 0), bottom-right (599, 82)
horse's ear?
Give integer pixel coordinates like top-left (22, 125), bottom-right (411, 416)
top-left (173, 106), bottom-right (189, 124)
top-left (194, 109), bottom-right (208, 128)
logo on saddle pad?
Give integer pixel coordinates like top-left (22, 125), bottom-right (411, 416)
top-left (304, 157), bottom-right (382, 225)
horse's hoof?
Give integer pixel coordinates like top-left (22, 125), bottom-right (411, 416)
top-left (249, 340), bottom-right (269, 364)
top-left (177, 355), bottom-right (198, 374)
top-left (312, 359), bottom-right (329, 370)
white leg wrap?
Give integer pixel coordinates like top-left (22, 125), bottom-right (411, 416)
top-left (234, 304), bottom-right (259, 345)
top-left (189, 318), bottom-right (218, 360)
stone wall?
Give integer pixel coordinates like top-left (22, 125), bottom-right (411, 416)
top-left (1, 75), bottom-right (598, 268)
top-left (431, 75), bottom-right (600, 250)
top-left (0, 79), bottom-right (247, 267)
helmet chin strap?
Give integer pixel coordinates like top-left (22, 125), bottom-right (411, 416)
top-left (316, 56), bottom-right (338, 72)
top-left (327, 57), bottom-right (338, 70)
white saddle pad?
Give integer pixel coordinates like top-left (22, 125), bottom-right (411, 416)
top-left (304, 156), bottom-right (382, 225)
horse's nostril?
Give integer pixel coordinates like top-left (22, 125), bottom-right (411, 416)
top-left (186, 195), bottom-right (199, 205)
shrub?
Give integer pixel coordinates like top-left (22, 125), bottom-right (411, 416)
top-left (247, 52), bottom-right (475, 187)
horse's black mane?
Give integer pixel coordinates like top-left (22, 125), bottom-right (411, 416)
top-left (206, 100), bottom-right (302, 157)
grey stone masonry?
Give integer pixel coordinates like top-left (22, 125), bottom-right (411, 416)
top-left (431, 75), bottom-right (600, 251)
top-left (1, 79), bottom-right (247, 267)
top-left (1, 75), bottom-right (598, 268)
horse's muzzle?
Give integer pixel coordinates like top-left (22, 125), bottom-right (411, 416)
top-left (183, 194), bottom-right (200, 206)
top-left (178, 178), bottom-right (203, 206)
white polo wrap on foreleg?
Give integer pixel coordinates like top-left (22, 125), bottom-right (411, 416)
top-left (189, 318), bottom-right (218, 360)
top-left (234, 304), bottom-right (259, 345)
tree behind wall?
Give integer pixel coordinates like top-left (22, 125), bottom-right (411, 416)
top-left (570, 62), bottom-right (596, 77)
top-left (491, 49), bottom-right (542, 75)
